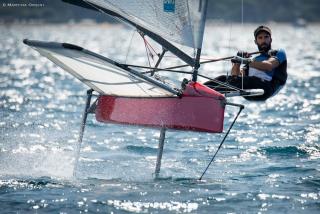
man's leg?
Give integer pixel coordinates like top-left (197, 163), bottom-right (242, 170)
top-left (205, 75), bottom-right (273, 100)
top-left (203, 75), bottom-right (236, 92)
top-left (240, 76), bottom-right (274, 101)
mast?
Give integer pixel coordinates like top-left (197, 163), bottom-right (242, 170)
top-left (192, 48), bottom-right (202, 82)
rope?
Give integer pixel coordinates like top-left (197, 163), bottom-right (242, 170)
top-left (143, 37), bottom-right (158, 57)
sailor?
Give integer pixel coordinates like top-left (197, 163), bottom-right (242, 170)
top-left (205, 25), bottom-right (287, 101)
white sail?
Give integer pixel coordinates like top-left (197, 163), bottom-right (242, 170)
top-left (24, 40), bottom-right (178, 97)
top-left (85, 0), bottom-right (208, 49)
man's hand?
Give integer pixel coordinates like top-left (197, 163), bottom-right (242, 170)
top-left (268, 49), bottom-right (278, 57)
top-left (237, 51), bottom-right (250, 58)
top-left (231, 56), bottom-right (252, 64)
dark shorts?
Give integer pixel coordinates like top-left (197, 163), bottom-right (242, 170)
top-left (204, 75), bottom-right (276, 101)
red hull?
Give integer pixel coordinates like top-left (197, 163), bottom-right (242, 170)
top-left (95, 82), bottom-right (226, 133)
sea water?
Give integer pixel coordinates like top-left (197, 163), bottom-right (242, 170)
top-left (0, 23), bottom-right (319, 213)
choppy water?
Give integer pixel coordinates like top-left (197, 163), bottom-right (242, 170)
top-left (0, 23), bottom-right (319, 213)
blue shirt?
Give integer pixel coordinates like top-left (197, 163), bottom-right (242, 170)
top-left (249, 49), bottom-right (287, 81)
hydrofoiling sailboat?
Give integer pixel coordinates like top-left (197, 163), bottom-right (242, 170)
top-left (24, 0), bottom-right (260, 179)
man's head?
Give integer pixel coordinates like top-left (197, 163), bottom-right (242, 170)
top-left (254, 25), bottom-right (272, 52)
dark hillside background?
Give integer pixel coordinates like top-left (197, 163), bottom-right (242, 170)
top-left (0, 0), bottom-right (319, 23)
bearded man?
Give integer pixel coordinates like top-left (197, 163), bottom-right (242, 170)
top-left (205, 25), bottom-right (287, 101)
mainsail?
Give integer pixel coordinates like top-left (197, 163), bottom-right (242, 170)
top-left (86, 0), bottom-right (207, 49)
top-left (64, 0), bottom-right (208, 66)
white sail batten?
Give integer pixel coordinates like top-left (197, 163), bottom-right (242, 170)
top-left (85, 0), bottom-right (208, 49)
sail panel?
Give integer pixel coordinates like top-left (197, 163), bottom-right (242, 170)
top-left (187, 0), bottom-right (208, 49)
top-left (24, 40), bottom-right (177, 97)
top-left (85, 0), bottom-right (207, 49)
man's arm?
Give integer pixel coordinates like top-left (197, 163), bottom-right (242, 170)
top-left (231, 63), bottom-right (243, 76)
top-left (231, 63), bottom-right (240, 76)
top-left (249, 57), bottom-right (279, 72)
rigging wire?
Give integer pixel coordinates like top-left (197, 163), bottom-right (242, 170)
top-left (199, 103), bottom-right (244, 180)
top-left (143, 36), bottom-right (158, 57)
top-left (139, 31), bottom-right (161, 68)
top-left (139, 32), bottom-right (166, 69)
top-left (226, 22), bottom-right (233, 79)
top-left (142, 35), bottom-right (153, 68)
top-left (241, 0), bottom-right (244, 89)
top-left (241, 0), bottom-right (244, 27)
top-left (122, 64), bottom-right (247, 93)
top-left (125, 29), bottom-right (137, 64)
